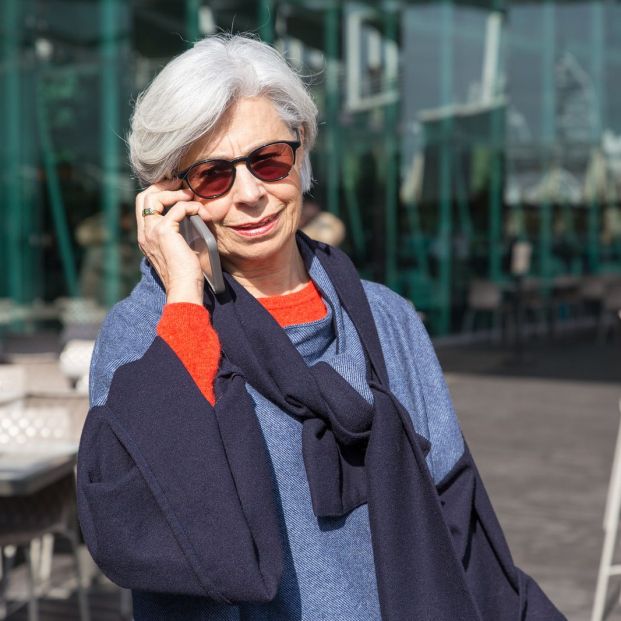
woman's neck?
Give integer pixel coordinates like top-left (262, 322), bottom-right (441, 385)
top-left (223, 243), bottom-right (309, 298)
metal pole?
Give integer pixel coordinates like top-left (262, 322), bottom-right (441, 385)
top-left (403, 163), bottom-right (430, 280)
top-left (324, 4), bottom-right (340, 217)
top-left (539, 0), bottom-right (555, 284)
top-left (588, 0), bottom-right (605, 272)
top-left (342, 156), bottom-right (366, 257)
top-left (258, 0), bottom-right (274, 44)
top-left (487, 7), bottom-right (504, 282)
top-left (185, 0), bottom-right (201, 46)
top-left (400, 9), bottom-right (429, 285)
top-left (20, 67), bottom-right (41, 303)
top-left (2, 0), bottom-right (23, 302)
top-left (437, 0), bottom-right (454, 335)
top-left (383, 3), bottom-right (399, 290)
top-left (455, 151), bottom-right (473, 243)
top-left (488, 123), bottom-right (504, 281)
top-left (36, 80), bottom-right (79, 297)
top-left (101, 0), bottom-right (121, 306)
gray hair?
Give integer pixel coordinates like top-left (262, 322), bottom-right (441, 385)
top-left (128, 34), bottom-right (318, 193)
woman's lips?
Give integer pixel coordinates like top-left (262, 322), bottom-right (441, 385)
top-left (229, 212), bottom-right (280, 238)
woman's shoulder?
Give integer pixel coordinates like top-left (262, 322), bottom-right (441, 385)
top-left (89, 294), bottom-right (161, 408)
top-left (359, 279), bottom-right (436, 377)
top-left (89, 262), bottom-right (169, 406)
top-left (361, 280), bottom-right (416, 309)
top-left (361, 280), bottom-right (426, 339)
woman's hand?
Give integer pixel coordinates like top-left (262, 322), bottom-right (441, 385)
top-left (136, 179), bottom-right (210, 305)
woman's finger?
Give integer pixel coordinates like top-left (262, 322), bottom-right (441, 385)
top-left (140, 199), bottom-right (209, 292)
top-left (135, 178), bottom-right (183, 225)
top-left (160, 200), bottom-right (204, 223)
top-left (135, 177), bottom-right (183, 219)
top-left (142, 200), bottom-right (203, 244)
top-left (136, 186), bottom-right (193, 247)
top-left (143, 189), bottom-right (195, 213)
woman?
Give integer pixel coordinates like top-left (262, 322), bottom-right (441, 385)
top-left (77, 34), bottom-right (565, 620)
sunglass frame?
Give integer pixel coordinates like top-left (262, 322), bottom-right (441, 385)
top-left (176, 130), bottom-right (301, 200)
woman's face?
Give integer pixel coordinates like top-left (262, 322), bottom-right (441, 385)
top-left (179, 96), bottom-right (304, 275)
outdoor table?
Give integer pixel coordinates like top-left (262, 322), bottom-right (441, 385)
top-left (0, 447), bottom-right (77, 496)
top-left (0, 445), bottom-right (82, 620)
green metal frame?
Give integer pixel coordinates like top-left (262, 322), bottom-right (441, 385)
top-left (21, 67), bottom-right (40, 303)
top-left (2, 0), bottom-right (619, 335)
top-left (258, 0), bottom-right (275, 43)
top-left (2, 0), bottom-right (23, 303)
top-left (539, 0), bottom-right (555, 283)
top-left (324, 5), bottom-right (341, 218)
top-left (488, 2), bottom-right (504, 282)
top-left (588, 0), bottom-right (604, 272)
top-left (185, 0), bottom-right (202, 45)
top-left (101, 0), bottom-right (122, 306)
top-left (37, 78), bottom-right (79, 297)
top-left (436, 0), bottom-right (455, 335)
top-left (383, 4), bottom-right (399, 291)
top-left (342, 154), bottom-right (366, 257)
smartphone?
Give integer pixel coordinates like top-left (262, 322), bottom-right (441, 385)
top-left (179, 215), bottom-right (225, 294)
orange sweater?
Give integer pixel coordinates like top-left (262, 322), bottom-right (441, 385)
top-left (157, 281), bottom-right (327, 404)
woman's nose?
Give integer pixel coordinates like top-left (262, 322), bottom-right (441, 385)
top-left (232, 165), bottom-right (266, 206)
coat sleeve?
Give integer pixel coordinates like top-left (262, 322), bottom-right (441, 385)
top-left (437, 443), bottom-right (567, 620)
top-left (76, 337), bottom-right (282, 603)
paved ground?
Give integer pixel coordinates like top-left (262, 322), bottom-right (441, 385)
top-left (2, 329), bottom-right (621, 620)
top-left (437, 333), bottom-right (621, 621)
top-left (446, 373), bottom-right (619, 620)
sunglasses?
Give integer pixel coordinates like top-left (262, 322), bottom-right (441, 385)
top-left (177, 130), bottom-right (301, 200)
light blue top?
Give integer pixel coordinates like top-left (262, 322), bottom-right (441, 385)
top-left (90, 251), bottom-right (464, 621)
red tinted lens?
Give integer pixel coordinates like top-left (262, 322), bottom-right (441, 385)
top-left (186, 161), bottom-right (234, 198)
top-left (248, 143), bottom-right (294, 181)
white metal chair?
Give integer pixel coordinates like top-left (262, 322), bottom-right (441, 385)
top-left (592, 399), bottom-right (621, 621)
top-left (56, 298), bottom-right (106, 343)
top-left (461, 279), bottom-right (505, 337)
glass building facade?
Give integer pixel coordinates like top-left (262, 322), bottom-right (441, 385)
top-left (1, 0), bottom-right (620, 334)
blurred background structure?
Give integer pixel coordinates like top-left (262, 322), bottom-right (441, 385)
top-left (1, 0), bottom-right (621, 335)
top-left (1, 1), bottom-right (621, 620)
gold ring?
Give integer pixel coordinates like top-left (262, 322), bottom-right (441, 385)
top-left (142, 207), bottom-right (159, 217)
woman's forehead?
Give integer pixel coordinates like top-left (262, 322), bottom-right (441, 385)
top-left (181, 97), bottom-right (291, 165)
